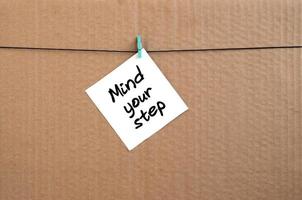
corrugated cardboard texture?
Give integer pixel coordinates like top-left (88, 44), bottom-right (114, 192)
top-left (0, 1), bottom-right (301, 200)
top-left (0, 0), bottom-right (301, 50)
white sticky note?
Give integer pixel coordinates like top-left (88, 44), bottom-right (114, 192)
top-left (86, 49), bottom-right (188, 150)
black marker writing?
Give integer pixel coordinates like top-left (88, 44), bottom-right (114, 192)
top-left (123, 87), bottom-right (152, 118)
top-left (134, 101), bottom-right (166, 129)
top-left (108, 64), bottom-right (167, 130)
top-left (108, 65), bottom-right (144, 103)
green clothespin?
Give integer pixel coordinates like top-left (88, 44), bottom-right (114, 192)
top-left (136, 35), bottom-right (142, 58)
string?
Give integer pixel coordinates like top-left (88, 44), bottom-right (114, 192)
top-left (0, 45), bottom-right (301, 53)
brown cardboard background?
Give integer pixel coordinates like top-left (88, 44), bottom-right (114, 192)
top-left (0, 0), bottom-right (301, 50)
top-left (1, 48), bottom-right (301, 200)
top-left (0, 0), bottom-right (302, 200)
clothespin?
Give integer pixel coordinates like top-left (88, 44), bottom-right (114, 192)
top-left (136, 35), bottom-right (142, 58)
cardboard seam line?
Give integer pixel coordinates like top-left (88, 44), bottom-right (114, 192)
top-left (0, 45), bottom-right (301, 53)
